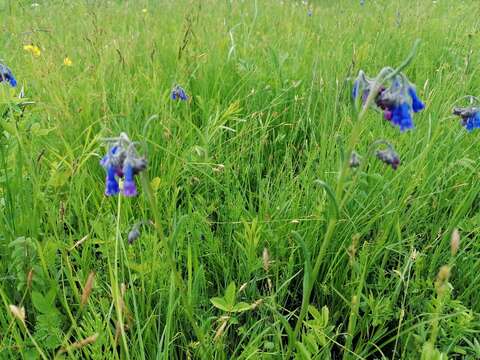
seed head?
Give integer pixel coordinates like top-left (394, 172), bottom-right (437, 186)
top-left (81, 272), bottom-right (95, 308)
top-left (262, 248), bottom-right (270, 272)
top-left (451, 229), bottom-right (460, 256)
top-left (9, 305), bottom-right (25, 325)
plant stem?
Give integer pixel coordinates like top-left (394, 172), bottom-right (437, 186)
top-left (140, 173), bottom-right (209, 358)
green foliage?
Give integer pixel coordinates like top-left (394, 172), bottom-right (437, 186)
top-left (0, 0), bottom-right (480, 359)
top-left (31, 290), bottom-right (63, 350)
top-left (8, 237), bottom-right (42, 292)
top-left (297, 305), bottom-right (335, 359)
top-left (210, 282), bottom-right (255, 313)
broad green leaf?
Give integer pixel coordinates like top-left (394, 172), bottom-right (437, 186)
top-left (31, 291), bottom-right (52, 313)
top-left (231, 302), bottom-right (253, 313)
top-left (224, 282), bottom-right (236, 306)
top-left (295, 341), bottom-right (312, 360)
top-left (210, 297), bottom-right (231, 312)
top-left (308, 305), bottom-right (321, 320)
top-left (30, 123), bottom-right (56, 136)
top-left (302, 333), bottom-right (319, 354)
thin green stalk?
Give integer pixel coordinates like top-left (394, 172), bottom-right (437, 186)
top-left (113, 193), bottom-right (131, 359)
top-left (140, 173), bottom-right (209, 358)
top-left (286, 40), bottom-right (421, 358)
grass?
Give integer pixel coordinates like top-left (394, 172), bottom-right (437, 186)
top-left (1, 0), bottom-right (480, 358)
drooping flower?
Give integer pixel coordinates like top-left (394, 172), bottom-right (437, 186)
top-left (122, 163), bottom-right (137, 197)
top-left (376, 145), bottom-right (400, 170)
top-left (128, 226), bottom-right (141, 244)
top-left (171, 85), bottom-right (188, 101)
top-left (349, 151), bottom-right (361, 168)
top-left (23, 44), bottom-right (41, 57)
top-left (0, 63), bottom-right (17, 87)
top-left (408, 85), bottom-right (424, 113)
top-left (390, 102), bottom-right (414, 132)
top-left (105, 164), bottom-right (120, 196)
top-left (100, 133), bottom-right (147, 197)
top-left (452, 106), bottom-right (480, 132)
top-left (352, 70), bottom-right (424, 132)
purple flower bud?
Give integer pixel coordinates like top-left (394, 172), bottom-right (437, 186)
top-left (171, 85), bottom-right (188, 101)
top-left (349, 152), bottom-right (361, 168)
top-left (376, 148), bottom-right (400, 170)
top-left (128, 227), bottom-right (141, 244)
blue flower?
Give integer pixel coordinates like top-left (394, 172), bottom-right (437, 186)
top-left (463, 112), bottom-right (480, 132)
top-left (0, 63), bottom-right (17, 87)
top-left (105, 165), bottom-right (120, 196)
top-left (353, 70), bottom-right (424, 133)
top-left (171, 85), bottom-right (188, 101)
top-left (100, 133), bottom-right (147, 197)
top-left (122, 163), bottom-right (137, 197)
top-left (453, 107), bottom-right (480, 132)
top-left (408, 87), bottom-right (425, 113)
top-left (391, 102), bottom-right (414, 132)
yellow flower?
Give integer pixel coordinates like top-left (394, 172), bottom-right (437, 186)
top-left (142, 8), bottom-right (147, 13)
top-left (63, 57), bottom-right (73, 66)
top-left (23, 44), bottom-right (41, 57)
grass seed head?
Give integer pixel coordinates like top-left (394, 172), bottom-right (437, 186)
top-left (81, 272), bottom-right (95, 308)
top-left (451, 228), bottom-right (460, 256)
top-left (9, 305), bottom-right (25, 325)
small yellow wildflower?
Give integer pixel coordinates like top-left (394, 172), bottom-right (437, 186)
top-left (142, 8), bottom-right (147, 13)
top-left (63, 57), bottom-right (73, 66)
top-left (23, 44), bottom-right (41, 57)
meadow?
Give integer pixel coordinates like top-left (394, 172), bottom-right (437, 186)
top-left (1, 0), bottom-right (480, 359)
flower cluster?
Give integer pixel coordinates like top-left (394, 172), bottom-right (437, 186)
top-left (100, 133), bottom-right (147, 197)
top-left (353, 70), bottom-right (424, 132)
top-left (0, 63), bottom-right (17, 87)
top-left (23, 44), bottom-right (41, 57)
top-left (171, 85), bottom-right (188, 101)
top-left (452, 106), bottom-right (480, 132)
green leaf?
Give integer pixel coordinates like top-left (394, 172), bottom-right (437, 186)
top-left (30, 123), bottom-right (56, 136)
top-left (295, 341), bottom-right (312, 360)
top-left (31, 291), bottom-right (52, 314)
top-left (210, 297), bottom-right (231, 312)
top-left (24, 348), bottom-right (38, 360)
top-left (321, 306), bottom-right (329, 326)
top-left (231, 302), bottom-right (253, 313)
top-left (308, 305), bottom-right (321, 320)
top-left (224, 282), bottom-right (236, 306)
top-left (48, 167), bottom-right (72, 188)
top-left (0, 121), bottom-right (16, 136)
top-left (302, 333), bottom-right (319, 355)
